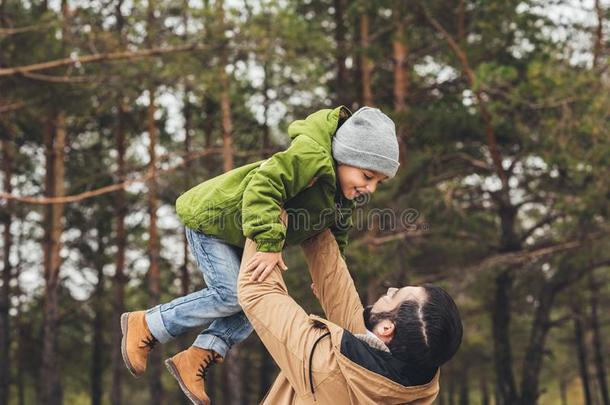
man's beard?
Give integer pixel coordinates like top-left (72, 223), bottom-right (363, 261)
top-left (364, 306), bottom-right (384, 331)
top-left (363, 305), bottom-right (395, 331)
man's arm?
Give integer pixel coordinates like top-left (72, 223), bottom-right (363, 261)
top-left (330, 218), bottom-right (352, 259)
top-left (301, 229), bottom-right (367, 334)
top-left (237, 233), bottom-right (338, 397)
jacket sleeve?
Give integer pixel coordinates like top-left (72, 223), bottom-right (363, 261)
top-left (301, 229), bottom-right (367, 334)
top-left (242, 136), bottom-right (328, 253)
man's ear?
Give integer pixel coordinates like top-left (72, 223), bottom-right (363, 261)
top-left (379, 321), bottom-right (395, 337)
top-left (373, 319), bottom-right (395, 343)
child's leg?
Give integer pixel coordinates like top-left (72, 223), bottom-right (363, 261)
top-left (193, 311), bottom-right (252, 358)
top-left (145, 228), bottom-right (252, 357)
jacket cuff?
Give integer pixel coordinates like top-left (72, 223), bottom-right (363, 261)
top-left (255, 239), bottom-right (284, 253)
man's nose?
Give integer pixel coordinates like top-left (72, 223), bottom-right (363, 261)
top-left (367, 182), bottom-right (377, 193)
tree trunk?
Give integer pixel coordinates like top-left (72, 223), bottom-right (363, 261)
top-left (182, 89), bottom-right (192, 301)
top-left (559, 377), bottom-right (568, 405)
top-left (202, 0), bottom-right (216, 174)
top-left (334, 0), bottom-right (349, 106)
top-left (589, 273), bottom-right (609, 405)
top-left (223, 348), bottom-right (243, 405)
top-left (572, 302), bottom-right (593, 405)
top-left (16, 302), bottom-right (25, 405)
top-left (207, 364), bottom-right (217, 403)
top-left (219, 66), bottom-right (233, 173)
top-left (391, 2), bottom-right (409, 167)
top-left (91, 226), bottom-right (106, 405)
top-left (438, 388), bottom-right (446, 405)
top-left (0, 135), bottom-right (14, 405)
top-left (0, 19), bottom-right (12, 405)
top-left (259, 340), bottom-right (275, 399)
top-left (13, 227), bottom-right (24, 405)
top-left (492, 269), bottom-right (518, 405)
top-left (457, 0), bottom-right (465, 45)
top-left (145, 0), bottom-right (163, 401)
top-left (492, 200), bottom-right (520, 405)
top-left (203, 96), bottom-right (216, 173)
top-left (519, 285), bottom-right (557, 405)
top-left (178, 89), bottom-right (193, 361)
top-left (448, 377), bottom-right (456, 405)
top-left (262, 58), bottom-right (271, 159)
top-left (111, 100), bottom-right (127, 405)
top-left (180, 2), bottom-right (193, 306)
top-left (147, 87), bottom-right (163, 405)
top-left (459, 368), bottom-right (469, 405)
top-left (593, 0), bottom-right (603, 68)
top-left (241, 348), bottom-right (250, 405)
top-left (41, 111), bottom-right (66, 405)
top-left (111, 6), bottom-right (127, 403)
top-left (217, 0), bottom-right (234, 173)
top-left (359, 11), bottom-right (373, 106)
top-left (392, 3), bottom-right (408, 112)
top-left (216, 3), bottom-right (242, 392)
top-left (480, 372), bottom-right (490, 405)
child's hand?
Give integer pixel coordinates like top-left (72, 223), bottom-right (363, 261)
top-left (246, 251), bottom-right (288, 282)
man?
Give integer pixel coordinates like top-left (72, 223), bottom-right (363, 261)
top-left (238, 221), bottom-right (463, 404)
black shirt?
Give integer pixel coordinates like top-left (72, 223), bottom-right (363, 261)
top-left (340, 330), bottom-right (437, 387)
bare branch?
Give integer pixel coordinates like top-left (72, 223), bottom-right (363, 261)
top-left (445, 152), bottom-right (493, 172)
top-left (520, 213), bottom-right (565, 243)
top-left (363, 229), bottom-right (429, 246)
top-left (471, 239), bottom-right (583, 274)
top-left (0, 43), bottom-right (212, 77)
top-left (0, 101), bottom-right (27, 114)
top-left (0, 147), bottom-right (277, 205)
top-left (21, 71), bottom-right (109, 83)
top-left (0, 22), bottom-right (54, 36)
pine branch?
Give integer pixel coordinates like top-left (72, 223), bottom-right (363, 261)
top-left (420, 5), bottom-right (509, 190)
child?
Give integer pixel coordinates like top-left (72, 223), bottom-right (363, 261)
top-left (120, 105), bottom-right (400, 405)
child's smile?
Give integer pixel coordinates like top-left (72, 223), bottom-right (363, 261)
top-left (336, 164), bottom-right (388, 200)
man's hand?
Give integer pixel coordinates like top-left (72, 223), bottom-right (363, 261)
top-left (245, 251), bottom-right (288, 282)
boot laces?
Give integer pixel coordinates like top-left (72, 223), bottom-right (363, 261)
top-left (196, 353), bottom-right (221, 381)
top-left (141, 335), bottom-right (158, 351)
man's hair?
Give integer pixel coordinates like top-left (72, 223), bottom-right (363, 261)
top-left (369, 284), bottom-right (463, 370)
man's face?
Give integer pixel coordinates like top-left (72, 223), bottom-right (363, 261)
top-left (336, 164), bottom-right (387, 200)
top-left (370, 286), bottom-right (428, 314)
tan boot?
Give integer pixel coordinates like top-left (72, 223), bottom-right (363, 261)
top-left (120, 311), bottom-right (158, 378)
top-left (165, 347), bottom-right (223, 405)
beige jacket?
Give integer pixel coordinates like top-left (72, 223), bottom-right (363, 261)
top-left (238, 227), bottom-right (440, 405)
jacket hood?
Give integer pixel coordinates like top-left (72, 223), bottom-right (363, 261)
top-left (311, 315), bottom-right (440, 404)
top-left (287, 106), bottom-right (352, 153)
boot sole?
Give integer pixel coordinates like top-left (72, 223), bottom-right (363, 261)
top-left (165, 358), bottom-right (208, 405)
top-left (120, 312), bottom-right (142, 378)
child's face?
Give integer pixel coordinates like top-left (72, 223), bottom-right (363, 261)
top-left (336, 164), bottom-right (388, 200)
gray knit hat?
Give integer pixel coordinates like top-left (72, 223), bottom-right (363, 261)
top-left (332, 107), bottom-right (400, 178)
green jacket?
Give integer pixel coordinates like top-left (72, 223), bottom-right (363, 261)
top-left (175, 105), bottom-right (356, 255)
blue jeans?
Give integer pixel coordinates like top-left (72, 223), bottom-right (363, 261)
top-left (145, 228), bottom-right (253, 357)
